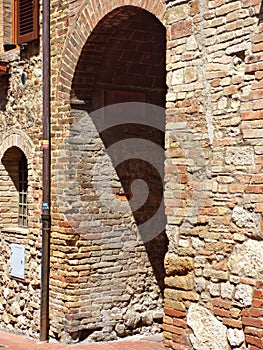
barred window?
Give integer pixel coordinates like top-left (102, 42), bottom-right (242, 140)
top-left (18, 153), bottom-right (28, 227)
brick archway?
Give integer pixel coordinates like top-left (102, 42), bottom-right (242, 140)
top-left (56, 0), bottom-right (166, 101)
top-left (52, 1), bottom-right (168, 342)
top-left (0, 130), bottom-right (34, 161)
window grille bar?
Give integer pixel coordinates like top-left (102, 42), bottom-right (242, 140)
top-left (18, 154), bottom-right (28, 227)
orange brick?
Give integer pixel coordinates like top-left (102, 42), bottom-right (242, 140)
top-left (172, 334), bottom-right (190, 346)
top-left (242, 308), bottom-right (263, 318)
top-left (214, 308), bottom-right (230, 318)
top-left (252, 32), bottom-right (263, 42)
top-left (253, 42), bottom-right (263, 53)
top-left (223, 318), bottom-right (243, 328)
top-left (214, 262), bottom-right (227, 271)
top-left (242, 129), bottom-right (263, 139)
top-left (240, 277), bottom-right (257, 286)
top-left (253, 99), bottom-right (263, 110)
top-left (229, 183), bottom-right (245, 193)
top-left (254, 289), bottom-right (263, 299)
top-left (171, 19), bottom-right (193, 39)
top-left (245, 185), bottom-right (263, 193)
top-left (213, 298), bottom-right (231, 310)
top-left (253, 299), bottom-right (263, 308)
top-left (242, 317), bottom-right (263, 328)
top-left (164, 308), bottom-right (186, 318)
top-left (246, 335), bottom-right (263, 347)
top-left (173, 319), bottom-right (187, 328)
top-left (251, 175), bottom-right (263, 185)
top-left (245, 326), bottom-right (263, 338)
top-left (223, 85), bottom-right (238, 95)
top-left (163, 324), bottom-right (184, 335)
top-left (241, 111), bottom-right (263, 120)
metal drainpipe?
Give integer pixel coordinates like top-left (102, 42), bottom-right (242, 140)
top-left (40, 0), bottom-right (51, 342)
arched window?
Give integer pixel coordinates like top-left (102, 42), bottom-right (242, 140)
top-left (1, 147), bottom-right (28, 227)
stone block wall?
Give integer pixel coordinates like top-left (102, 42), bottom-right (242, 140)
top-left (0, 30), bottom-right (43, 338)
top-left (163, 0), bottom-right (263, 348)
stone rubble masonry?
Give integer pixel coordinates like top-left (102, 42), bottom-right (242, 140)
top-left (0, 0), bottom-right (262, 349)
top-left (163, 0), bottom-right (263, 347)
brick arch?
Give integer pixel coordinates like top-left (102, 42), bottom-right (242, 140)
top-left (57, 0), bottom-right (166, 101)
top-left (0, 130), bottom-right (34, 161)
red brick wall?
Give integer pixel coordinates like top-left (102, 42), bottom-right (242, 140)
top-left (243, 281), bottom-right (263, 350)
top-left (56, 0), bottom-right (166, 102)
top-left (50, 0), bottom-right (168, 342)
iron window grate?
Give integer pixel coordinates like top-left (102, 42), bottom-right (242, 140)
top-left (18, 154), bottom-right (28, 227)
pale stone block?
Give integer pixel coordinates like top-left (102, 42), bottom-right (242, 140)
top-left (234, 284), bottom-right (253, 307)
top-left (187, 303), bottom-right (230, 350)
top-left (227, 328), bottom-right (245, 347)
top-left (221, 281), bottom-right (234, 299)
top-left (171, 68), bottom-right (184, 85)
top-left (228, 239), bottom-right (263, 278)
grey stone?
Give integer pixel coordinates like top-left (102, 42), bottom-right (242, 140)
top-left (141, 311), bottom-right (153, 325)
top-left (17, 315), bottom-right (27, 325)
top-left (192, 237), bottom-right (205, 250)
top-left (124, 311), bottom-right (141, 328)
top-left (115, 323), bottom-right (126, 337)
top-left (3, 288), bottom-right (9, 299)
top-left (153, 310), bottom-right (164, 321)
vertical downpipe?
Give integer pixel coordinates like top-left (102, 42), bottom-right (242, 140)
top-left (40, 0), bottom-right (51, 342)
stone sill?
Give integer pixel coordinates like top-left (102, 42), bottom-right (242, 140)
top-left (1, 46), bottom-right (20, 61)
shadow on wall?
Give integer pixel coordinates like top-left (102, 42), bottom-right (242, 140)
top-left (97, 117), bottom-right (168, 292)
top-left (258, 0), bottom-right (263, 23)
top-left (71, 5), bottom-right (168, 292)
top-left (1, 146), bottom-right (25, 190)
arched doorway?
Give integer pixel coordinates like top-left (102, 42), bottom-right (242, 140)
top-left (55, 5), bottom-right (167, 343)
